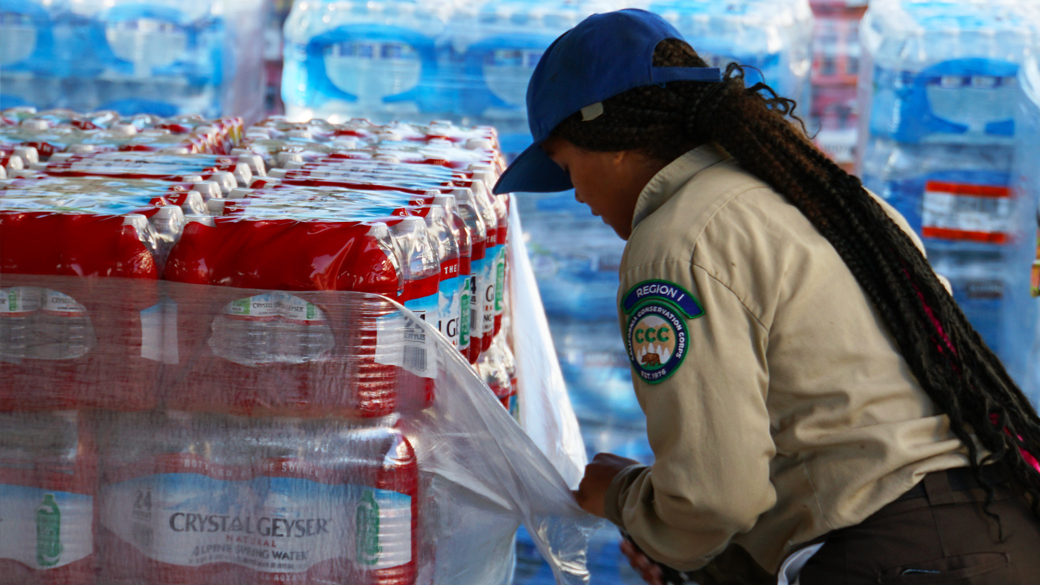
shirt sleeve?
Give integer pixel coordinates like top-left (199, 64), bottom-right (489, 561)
top-left (604, 258), bottom-right (777, 572)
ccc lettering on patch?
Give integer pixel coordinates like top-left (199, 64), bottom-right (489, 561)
top-left (622, 280), bottom-right (703, 384)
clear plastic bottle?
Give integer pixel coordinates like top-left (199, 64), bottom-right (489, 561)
top-left (423, 195), bottom-right (462, 347)
top-left (390, 216), bottom-right (441, 325)
top-left (451, 187), bottom-right (488, 363)
top-left (0, 286), bottom-right (41, 360)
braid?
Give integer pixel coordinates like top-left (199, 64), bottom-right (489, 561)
top-left (555, 38), bottom-right (1040, 516)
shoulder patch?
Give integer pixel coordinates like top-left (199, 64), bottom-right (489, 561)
top-left (622, 280), bottom-right (703, 384)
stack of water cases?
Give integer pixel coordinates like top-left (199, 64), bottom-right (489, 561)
top-left (0, 108), bottom-right (594, 585)
top-left (515, 193), bottom-right (651, 463)
top-left (1016, 51), bottom-right (1040, 406)
top-left (0, 0), bottom-right (265, 121)
top-left (858, 0), bottom-right (1040, 397)
top-left (281, 0), bottom-right (813, 159)
top-left (809, 0), bottom-right (867, 171)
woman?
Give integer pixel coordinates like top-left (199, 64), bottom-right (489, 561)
top-left (492, 9), bottom-right (1040, 584)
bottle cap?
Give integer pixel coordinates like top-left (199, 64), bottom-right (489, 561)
top-left (276, 152), bottom-right (305, 166)
top-left (21, 119), bottom-right (49, 131)
top-left (207, 200), bottom-right (226, 215)
top-left (13, 147), bottom-right (39, 164)
top-left (228, 188), bottom-right (253, 200)
top-left (153, 205), bottom-right (185, 222)
top-left (4, 155), bottom-right (24, 171)
top-left (110, 123), bottom-right (137, 136)
top-left (466, 138), bottom-right (494, 150)
top-left (193, 181), bottom-right (220, 201)
top-left (182, 191), bottom-right (206, 214)
top-left (185, 214), bottom-right (216, 227)
top-left (123, 214), bottom-right (149, 230)
top-left (67, 144), bottom-right (95, 154)
top-left (233, 163), bottom-right (252, 185)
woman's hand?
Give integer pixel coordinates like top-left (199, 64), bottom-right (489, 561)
top-left (572, 452), bottom-right (642, 518)
top-left (620, 538), bottom-right (665, 585)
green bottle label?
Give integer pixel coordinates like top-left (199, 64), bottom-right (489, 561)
top-left (494, 253), bottom-right (506, 313)
top-left (459, 276), bottom-right (471, 347)
top-left (36, 493), bottom-right (63, 567)
top-left (356, 490), bottom-right (381, 566)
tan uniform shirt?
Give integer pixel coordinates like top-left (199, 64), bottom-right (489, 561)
top-left (603, 145), bottom-right (971, 573)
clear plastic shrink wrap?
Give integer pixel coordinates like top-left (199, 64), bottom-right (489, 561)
top-left (0, 0), bottom-right (265, 122)
top-left (857, 0), bottom-right (1040, 397)
top-left (281, 0), bottom-right (813, 159)
top-left (1016, 53), bottom-right (1040, 408)
top-left (0, 109), bottom-right (597, 585)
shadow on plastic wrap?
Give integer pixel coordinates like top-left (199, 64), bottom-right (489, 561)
top-left (0, 278), bottom-right (598, 585)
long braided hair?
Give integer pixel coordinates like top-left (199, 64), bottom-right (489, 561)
top-left (554, 38), bottom-right (1040, 515)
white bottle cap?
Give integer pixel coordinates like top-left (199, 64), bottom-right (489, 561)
top-left (465, 138), bottom-right (494, 150)
top-left (21, 119), bottom-right (49, 131)
top-left (48, 152), bottom-right (74, 162)
top-left (0, 166), bottom-right (6, 180)
top-left (287, 130), bottom-right (312, 140)
top-left (332, 139), bottom-right (358, 150)
top-left (13, 146), bottom-right (39, 165)
top-left (30, 162), bottom-right (50, 171)
top-left (110, 123), bottom-right (137, 136)
top-left (228, 188), bottom-right (254, 200)
top-left (160, 147), bottom-right (192, 155)
top-left (153, 205), bottom-right (185, 222)
top-left (182, 191), bottom-right (206, 214)
top-left (269, 168), bottom-right (288, 178)
top-left (185, 214), bottom-right (216, 227)
top-left (69, 143), bottom-right (97, 154)
top-left (4, 155), bottom-right (24, 171)
top-left (233, 163), bottom-right (252, 185)
top-left (284, 161), bottom-right (305, 170)
top-left (209, 171), bottom-right (236, 193)
top-left (237, 154), bottom-right (266, 176)
top-left (207, 200), bottom-right (226, 215)
top-left (123, 214), bottom-right (149, 230)
top-left (182, 175), bottom-right (205, 183)
top-left (192, 181), bottom-right (220, 201)
top-left (375, 154), bottom-right (401, 164)
top-left (276, 152), bottom-right (305, 166)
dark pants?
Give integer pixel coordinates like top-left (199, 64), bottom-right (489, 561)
top-left (800, 467), bottom-right (1040, 584)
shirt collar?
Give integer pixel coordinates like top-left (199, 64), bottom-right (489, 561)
top-left (631, 143), bottom-right (731, 231)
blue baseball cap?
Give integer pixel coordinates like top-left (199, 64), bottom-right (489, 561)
top-left (492, 9), bottom-right (721, 195)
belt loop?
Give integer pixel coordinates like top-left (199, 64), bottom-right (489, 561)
top-left (923, 470), bottom-right (957, 506)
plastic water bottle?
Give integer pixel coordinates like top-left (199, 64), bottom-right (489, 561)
top-left (423, 195), bottom-right (462, 347)
top-left (0, 411), bottom-right (98, 585)
top-left (860, 0), bottom-right (1034, 146)
top-left (451, 187), bottom-right (489, 362)
top-left (0, 286), bottom-right (41, 360)
top-left (390, 216), bottom-right (441, 326)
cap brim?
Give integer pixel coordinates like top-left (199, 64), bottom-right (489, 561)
top-left (493, 139), bottom-right (573, 194)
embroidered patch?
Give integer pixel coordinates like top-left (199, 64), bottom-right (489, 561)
top-left (623, 280), bottom-right (703, 384)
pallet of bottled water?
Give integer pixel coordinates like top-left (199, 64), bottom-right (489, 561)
top-left (281, 0), bottom-right (813, 158)
top-left (0, 0), bottom-right (265, 121)
top-left (856, 0), bottom-right (1040, 399)
top-left (0, 108), bottom-right (594, 585)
